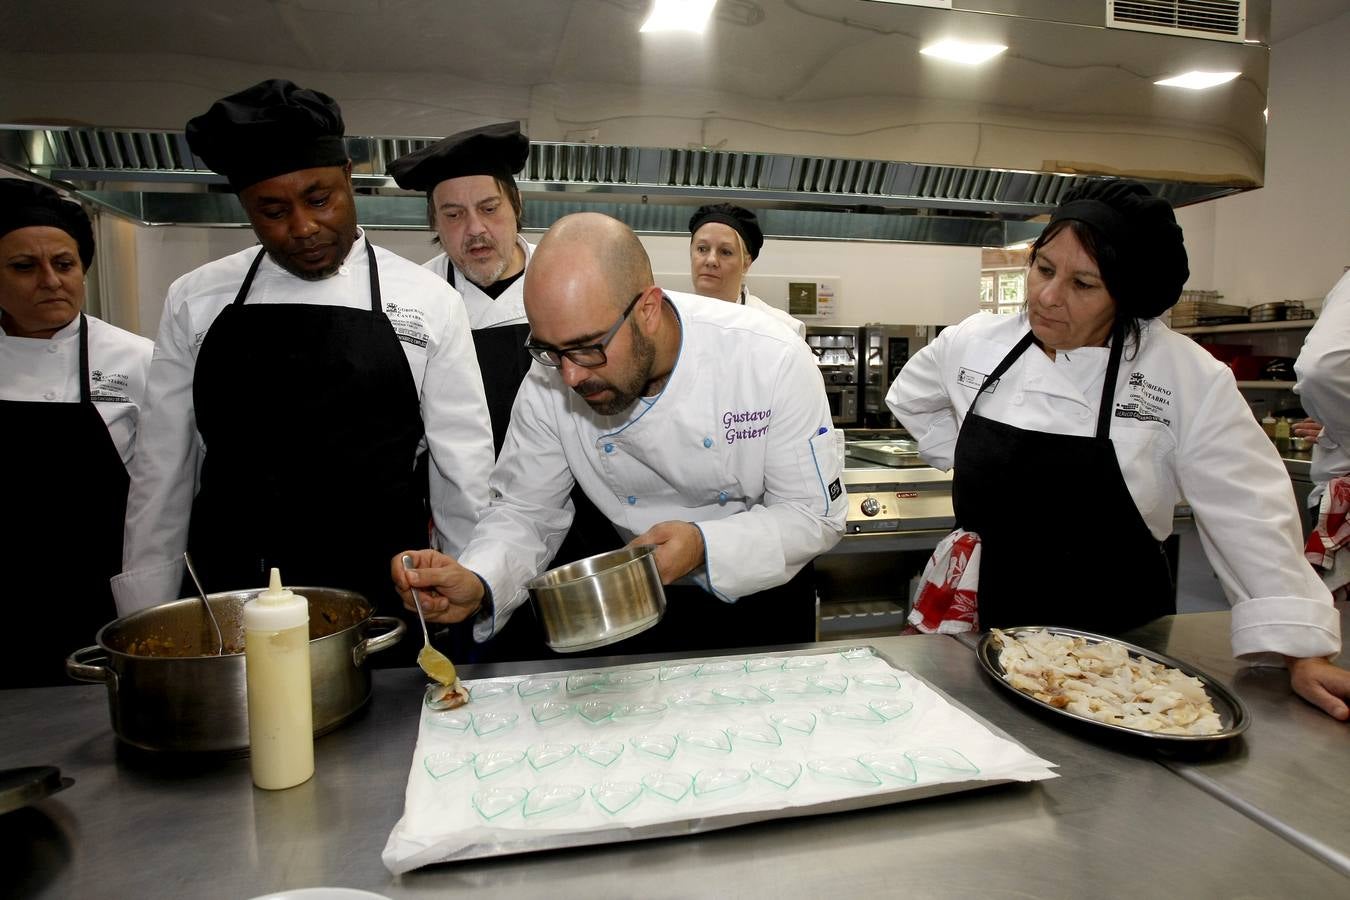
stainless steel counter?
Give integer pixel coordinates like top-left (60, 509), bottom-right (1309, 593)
top-left (5, 628), bottom-right (1348, 898)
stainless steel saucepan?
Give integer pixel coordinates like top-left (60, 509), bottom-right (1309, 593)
top-left (526, 546), bottom-right (666, 652)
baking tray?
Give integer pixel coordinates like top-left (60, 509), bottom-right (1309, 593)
top-left (975, 627), bottom-right (1250, 744)
top-left (846, 440), bottom-right (923, 468)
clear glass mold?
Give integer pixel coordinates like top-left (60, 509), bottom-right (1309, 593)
top-left (693, 767), bottom-right (751, 797)
top-left (806, 757), bottom-right (882, 785)
top-left (472, 749), bottom-right (525, 779)
top-left (696, 659), bottom-right (746, 678)
top-left (906, 747), bottom-right (979, 774)
top-left (850, 673), bottom-right (901, 692)
top-left (712, 685), bottom-right (773, 705)
top-left (577, 740), bottom-right (625, 767)
top-left (526, 742), bottom-right (576, 771)
top-left (858, 750), bottom-right (918, 783)
top-left (426, 709), bottom-right (472, 733)
top-left (530, 701), bottom-right (574, 726)
top-left (822, 703), bottom-right (886, 725)
top-left (751, 759), bottom-right (802, 789)
top-left (868, 698), bottom-right (914, 721)
top-left (768, 711), bottom-right (818, 735)
top-left (523, 784), bottom-right (585, 818)
top-left (838, 647), bottom-right (877, 663)
top-left (630, 734), bottom-right (678, 760)
top-left (423, 750), bottom-right (475, 780)
top-left (781, 655), bottom-right (828, 671)
top-left (468, 680), bottom-right (515, 702)
top-left (471, 786), bottom-right (526, 820)
top-left (591, 781), bottom-right (644, 815)
top-left (566, 672), bottom-right (607, 694)
top-left (516, 677), bottom-right (560, 698)
top-left (806, 674), bottom-right (849, 694)
top-left (470, 711), bottom-right (518, 737)
top-left (642, 771), bottom-right (693, 802)
top-left (659, 663), bottom-right (701, 682)
top-left (678, 729), bottom-right (733, 753)
top-left (729, 724), bottom-right (782, 748)
top-left (577, 700), bottom-right (616, 724)
top-left (613, 701), bottom-right (667, 720)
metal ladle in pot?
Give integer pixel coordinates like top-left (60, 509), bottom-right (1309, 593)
top-left (182, 552), bottom-right (224, 656)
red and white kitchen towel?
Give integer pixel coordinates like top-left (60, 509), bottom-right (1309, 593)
top-left (907, 528), bottom-right (981, 634)
top-left (1305, 475), bottom-right (1350, 601)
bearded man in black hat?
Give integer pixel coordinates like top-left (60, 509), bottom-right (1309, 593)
top-left (115, 80), bottom-right (494, 653)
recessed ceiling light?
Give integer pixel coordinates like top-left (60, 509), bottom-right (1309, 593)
top-left (640, 0), bottom-right (717, 34)
top-left (1154, 71), bottom-right (1241, 90)
top-left (919, 40), bottom-right (1007, 65)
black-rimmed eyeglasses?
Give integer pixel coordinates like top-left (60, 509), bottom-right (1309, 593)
top-left (523, 292), bottom-right (644, 368)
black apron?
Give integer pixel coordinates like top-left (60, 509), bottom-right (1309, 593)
top-left (952, 330), bottom-right (1174, 634)
top-left (1, 315), bottom-right (125, 687)
top-left (187, 244), bottom-right (430, 662)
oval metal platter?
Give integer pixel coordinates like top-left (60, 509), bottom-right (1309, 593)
top-left (975, 626), bottom-right (1251, 743)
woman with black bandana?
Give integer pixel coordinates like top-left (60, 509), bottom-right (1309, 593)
top-left (0, 179), bottom-right (152, 686)
top-left (688, 203), bottom-right (805, 338)
top-left (887, 179), bottom-right (1350, 721)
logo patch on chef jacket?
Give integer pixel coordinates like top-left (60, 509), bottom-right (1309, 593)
top-left (957, 367), bottom-right (997, 392)
top-left (828, 478), bottom-right (842, 501)
top-left (385, 300), bottom-right (429, 349)
top-left (89, 369), bottom-right (132, 403)
top-left (1115, 370), bottom-right (1172, 427)
top-left (723, 407), bottom-right (772, 444)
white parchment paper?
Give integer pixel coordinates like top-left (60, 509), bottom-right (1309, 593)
top-left (383, 648), bottom-right (1056, 873)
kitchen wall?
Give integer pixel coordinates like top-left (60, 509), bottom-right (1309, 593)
top-left (1175, 8), bottom-right (1350, 309)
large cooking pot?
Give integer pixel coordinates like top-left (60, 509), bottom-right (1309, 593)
top-left (526, 545), bottom-right (666, 653)
top-left (65, 587), bottom-right (403, 753)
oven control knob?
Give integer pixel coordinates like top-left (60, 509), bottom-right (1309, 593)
top-left (860, 497), bottom-right (880, 517)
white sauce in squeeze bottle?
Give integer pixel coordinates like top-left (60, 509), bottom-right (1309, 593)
top-left (244, 567), bottom-right (314, 790)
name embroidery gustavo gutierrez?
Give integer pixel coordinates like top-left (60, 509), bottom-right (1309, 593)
top-left (723, 407), bottom-right (771, 444)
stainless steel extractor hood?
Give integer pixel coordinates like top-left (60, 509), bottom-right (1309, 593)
top-left (0, 0), bottom-right (1271, 247)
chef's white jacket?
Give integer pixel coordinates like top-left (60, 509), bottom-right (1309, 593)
top-left (1295, 269), bottom-right (1350, 503)
top-left (114, 232), bottom-right (494, 614)
top-left (887, 310), bottom-right (1339, 662)
top-left (744, 291), bottom-right (807, 339)
top-left (460, 289), bottom-right (847, 640)
top-left (422, 235), bottom-right (533, 329)
top-left (0, 314), bottom-right (152, 464)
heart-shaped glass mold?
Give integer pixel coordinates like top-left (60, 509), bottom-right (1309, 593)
top-left (712, 685), bottom-right (773, 705)
top-left (471, 786), bottom-right (526, 820)
top-left (530, 701), bottom-right (574, 726)
top-left (768, 711), bottom-right (817, 735)
top-left (473, 749), bottom-right (525, 779)
top-left (758, 678), bottom-right (821, 698)
top-left (471, 711), bottom-right (519, 737)
top-left (806, 674), bottom-right (848, 695)
top-left (696, 659), bottom-right (746, 678)
top-left (659, 663), bottom-right (701, 682)
top-left (806, 757), bottom-right (882, 785)
top-left (603, 669), bottom-right (656, 689)
top-left (693, 767), bottom-right (750, 797)
top-left (577, 740), bottom-right (625, 767)
top-left (577, 700), bottom-right (616, 724)
top-left (614, 701), bottom-right (667, 720)
top-left (868, 698), bottom-right (914, 721)
top-left (668, 688), bottom-right (721, 708)
top-left (629, 734), bottom-right (678, 760)
top-left (642, 771), bottom-right (693, 802)
top-left (426, 709), bottom-right (472, 733)
top-left (516, 677), bottom-right (560, 698)
top-left (781, 655), bottom-right (828, 671)
top-left (729, 724), bottom-right (782, 748)
top-left (526, 742), bottom-right (575, 771)
top-left (677, 728), bottom-right (732, 753)
top-left (751, 759), bottom-right (802, 789)
top-left (745, 656), bottom-right (786, 673)
top-left (468, 680), bottom-right (515, 702)
top-left (591, 781), bottom-right (644, 815)
top-left (523, 784), bottom-right (585, 818)
top-left (838, 646), bottom-right (877, 663)
top-left (822, 703), bottom-right (885, 725)
top-left (906, 747), bottom-right (979, 774)
top-left (850, 672), bottom-right (901, 692)
top-left (566, 672), bottom-right (607, 695)
top-left (423, 750), bottom-right (475, 780)
top-left (858, 750), bottom-right (918, 783)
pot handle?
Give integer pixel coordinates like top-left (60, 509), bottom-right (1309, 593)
top-left (66, 646), bottom-right (112, 683)
top-left (354, 616), bottom-right (406, 667)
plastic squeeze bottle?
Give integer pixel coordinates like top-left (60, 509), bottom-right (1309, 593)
top-left (244, 568), bottom-right (314, 790)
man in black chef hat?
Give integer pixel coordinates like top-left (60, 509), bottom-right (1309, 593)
top-left (387, 122), bottom-right (615, 662)
top-left (115, 80), bottom-right (495, 664)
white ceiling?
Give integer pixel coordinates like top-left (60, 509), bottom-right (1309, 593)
top-left (1270, 0), bottom-right (1350, 42)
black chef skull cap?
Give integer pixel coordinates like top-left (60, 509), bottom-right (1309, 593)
top-left (1045, 179), bottom-right (1190, 319)
top-left (185, 79), bottom-right (348, 192)
top-left (0, 178), bottom-right (95, 269)
top-left (386, 121), bottom-right (529, 192)
top-left (688, 203), bottom-right (764, 261)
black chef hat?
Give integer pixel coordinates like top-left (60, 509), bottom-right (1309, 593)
top-left (185, 79), bottom-right (348, 192)
top-left (0, 178), bottom-right (95, 269)
top-left (386, 122), bottom-right (529, 192)
top-left (1047, 179), bottom-right (1189, 319)
top-left (688, 203), bottom-right (764, 261)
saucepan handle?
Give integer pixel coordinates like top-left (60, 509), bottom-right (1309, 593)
top-left (353, 616), bottom-right (406, 667)
top-left (65, 646), bottom-right (111, 683)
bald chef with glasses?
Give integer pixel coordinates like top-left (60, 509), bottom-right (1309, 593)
top-left (394, 213), bottom-right (847, 655)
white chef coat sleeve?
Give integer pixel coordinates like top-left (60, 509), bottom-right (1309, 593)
top-left (1294, 271), bottom-right (1350, 457)
top-left (1176, 370), bottom-right (1340, 661)
top-left (696, 347), bottom-right (847, 600)
top-left (113, 290), bottom-right (200, 614)
top-left (459, 369), bottom-right (578, 641)
top-left (886, 322), bottom-right (960, 471)
top-left (421, 288), bottom-right (494, 557)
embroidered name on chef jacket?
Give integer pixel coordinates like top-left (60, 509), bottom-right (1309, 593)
top-left (1115, 371), bottom-right (1173, 427)
top-left (89, 368), bottom-right (133, 403)
top-left (957, 367), bottom-right (997, 392)
top-left (384, 301), bottom-right (429, 349)
top-left (723, 407), bottom-right (771, 444)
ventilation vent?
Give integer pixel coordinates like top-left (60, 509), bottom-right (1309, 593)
top-left (1108, 0), bottom-right (1245, 42)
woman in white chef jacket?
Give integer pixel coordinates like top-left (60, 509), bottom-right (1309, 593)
top-left (887, 179), bottom-right (1350, 721)
top-left (0, 179), bottom-right (152, 687)
top-left (688, 203), bottom-right (806, 338)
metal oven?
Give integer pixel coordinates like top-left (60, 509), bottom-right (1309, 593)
top-left (861, 324), bottom-right (930, 428)
top-left (805, 326), bottom-right (862, 427)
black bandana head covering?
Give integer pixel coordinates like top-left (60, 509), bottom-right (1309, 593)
top-left (1046, 179), bottom-right (1189, 319)
top-left (688, 203), bottom-right (764, 261)
top-left (0, 178), bottom-right (95, 269)
top-left (185, 79), bottom-right (348, 192)
top-left (386, 121), bottom-right (528, 192)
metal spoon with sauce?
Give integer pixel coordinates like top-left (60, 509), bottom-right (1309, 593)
top-left (182, 552), bottom-right (224, 656)
top-left (401, 554), bottom-right (468, 707)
